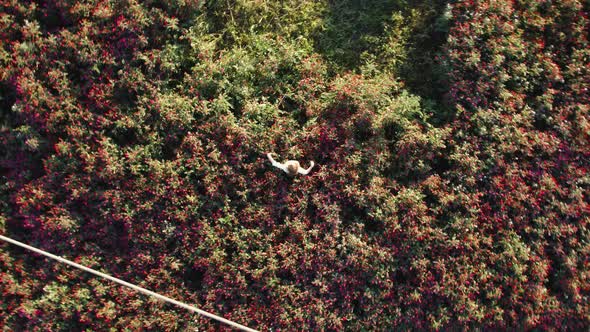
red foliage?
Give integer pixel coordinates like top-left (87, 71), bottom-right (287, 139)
top-left (0, 0), bottom-right (588, 330)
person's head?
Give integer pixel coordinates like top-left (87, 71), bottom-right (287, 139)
top-left (285, 161), bottom-right (300, 176)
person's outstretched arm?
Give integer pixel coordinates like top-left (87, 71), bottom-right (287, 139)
top-left (298, 161), bottom-right (315, 175)
top-left (267, 153), bottom-right (288, 173)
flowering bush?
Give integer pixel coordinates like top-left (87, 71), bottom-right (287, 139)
top-left (440, 0), bottom-right (589, 328)
top-left (1, 0), bottom-right (588, 330)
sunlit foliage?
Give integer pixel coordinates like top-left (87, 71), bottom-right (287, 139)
top-left (1, 0), bottom-right (588, 330)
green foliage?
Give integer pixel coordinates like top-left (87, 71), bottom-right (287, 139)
top-left (0, 0), bottom-right (588, 330)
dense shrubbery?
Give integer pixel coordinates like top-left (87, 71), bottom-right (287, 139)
top-left (439, 0), bottom-right (589, 328)
top-left (1, 0), bottom-right (588, 330)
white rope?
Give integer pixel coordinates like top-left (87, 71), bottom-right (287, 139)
top-left (0, 234), bottom-right (258, 332)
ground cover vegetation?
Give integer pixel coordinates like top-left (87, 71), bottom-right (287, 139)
top-left (0, 0), bottom-right (588, 330)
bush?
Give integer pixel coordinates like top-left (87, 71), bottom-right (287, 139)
top-left (1, 0), bottom-right (588, 330)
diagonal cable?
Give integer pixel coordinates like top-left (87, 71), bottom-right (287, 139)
top-left (0, 234), bottom-right (258, 332)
